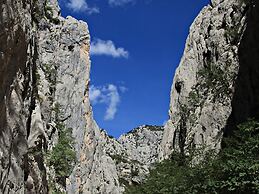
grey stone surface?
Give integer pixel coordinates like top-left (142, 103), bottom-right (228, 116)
top-left (159, 0), bottom-right (258, 160)
top-left (0, 0), bottom-right (36, 192)
top-left (68, 124), bottom-right (163, 194)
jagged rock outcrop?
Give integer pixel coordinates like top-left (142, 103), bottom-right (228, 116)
top-left (160, 0), bottom-right (259, 160)
top-left (0, 0), bottom-right (163, 193)
top-left (68, 124), bottom-right (163, 194)
top-left (116, 125), bottom-right (163, 188)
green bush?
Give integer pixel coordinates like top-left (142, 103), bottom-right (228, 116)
top-left (46, 104), bottom-right (76, 191)
top-left (198, 63), bottom-right (232, 103)
top-left (48, 122), bottom-right (76, 187)
top-left (125, 119), bottom-right (259, 194)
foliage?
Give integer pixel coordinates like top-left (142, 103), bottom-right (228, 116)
top-left (224, 26), bottom-right (240, 45)
top-left (238, 0), bottom-right (253, 6)
top-left (197, 62), bottom-right (232, 103)
top-left (110, 154), bottom-right (128, 164)
top-left (146, 125), bottom-right (164, 132)
top-left (125, 119), bottom-right (259, 194)
top-left (47, 122), bottom-right (76, 187)
top-left (47, 123), bottom-right (76, 187)
top-left (46, 104), bottom-right (76, 188)
top-left (32, 0), bottom-right (44, 24)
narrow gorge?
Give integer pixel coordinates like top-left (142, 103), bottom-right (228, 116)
top-left (0, 0), bottom-right (258, 193)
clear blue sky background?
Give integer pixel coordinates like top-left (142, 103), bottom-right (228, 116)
top-left (59, 0), bottom-right (210, 138)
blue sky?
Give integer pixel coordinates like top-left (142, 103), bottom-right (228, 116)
top-left (59, 0), bottom-right (210, 138)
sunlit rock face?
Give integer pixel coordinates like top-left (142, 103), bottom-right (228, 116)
top-left (0, 0), bottom-right (93, 192)
top-left (68, 124), bottom-right (163, 194)
top-left (0, 0), bottom-right (163, 193)
top-left (116, 125), bottom-right (163, 189)
top-left (159, 0), bottom-right (259, 160)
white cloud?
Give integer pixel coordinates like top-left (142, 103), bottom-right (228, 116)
top-left (90, 84), bottom-right (127, 120)
top-left (104, 85), bottom-right (120, 120)
top-left (108, 0), bottom-right (135, 6)
top-left (90, 39), bottom-right (129, 58)
top-left (119, 86), bottom-right (128, 93)
top-left (67, 0), bottom-right (99, 13)
top-left (89, 87), bottom-right (101, 104)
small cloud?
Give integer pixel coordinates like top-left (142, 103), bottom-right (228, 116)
top-left (67, 0), bottom-right (99, 13)
top-left (104, 85), bottom-right (120, 120)
top-left (90, 84), bottom-right (126, 120)
top-left (89, 87), bottom-right (101, 104)
top-left (108, 0), bottom-right (135, 6)
top-left (90, 39), bottom-right (129, 58)
top-left (119, 86), bottom-right (128, 93)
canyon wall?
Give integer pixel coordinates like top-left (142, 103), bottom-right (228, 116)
top-left (0, 1), bottom-right (162, 193)
top-left (160, 0), bottom-right (259, 160)
top-left (1, 0), bottom-right (258, 193)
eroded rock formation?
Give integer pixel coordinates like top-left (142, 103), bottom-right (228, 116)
top-left (68, 125), bottom-right (163, 194)
top-left (160, 0), bottom-right (259, 160)
top-left (0, 0), bottom-right (163, 192)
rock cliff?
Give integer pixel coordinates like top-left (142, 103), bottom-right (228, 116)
top-left (0, 0), bottom-right (163, 192)
top-left (160, 0), bottom-right (259, 160)
top-left (0, 0), bottom-right (93, 192)
top-left (0, 0), bottom-right (41, 192)
top-left (68, 125), bottom-right (163, 194)
top-left (1, 0), bottom-right (258, 193)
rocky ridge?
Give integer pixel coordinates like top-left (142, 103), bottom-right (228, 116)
top-left (160, 0), bottom-right (259, 160)
top-left (68, 125), bottom-right (163, 194)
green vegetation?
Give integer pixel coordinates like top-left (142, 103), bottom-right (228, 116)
top-left (46, 103), bottom-right (76, 191)
top-left (238, 0), bottom-right (253, 6)
top-left (172, 60), bottom-right (236, 154)
top-left (197, 62), bottom-right (232, 103)
top-left (127, 125), bottom-right (163, 135)
top-left (48, 182), bottom-right (66, 194)
top-left (110, 154), bottom-right (128, 164)
top-left (146, 125), bottom-right (164, 132)
top-left (48, 123), bottom-right (76, 187)
top-left (125, 119), bottom-right (259, 194)
top-left (120, 177), bottom-right (131, 188)
top-left (32, 0), bottom-right (44, 24)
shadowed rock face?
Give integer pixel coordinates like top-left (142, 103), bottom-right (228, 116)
top-left (160, 0), bottom-right (259, 160)
top-left (225, 0), bottom-right (259, 135)
top-left (0, 0), bottom-right (33, 192)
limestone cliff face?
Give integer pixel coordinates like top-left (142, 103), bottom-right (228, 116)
top-left (68, 124), bottom-right (163, 194)
top-left (0, 0), bottom-right (93, 192)
top-left (116, 125), bottom-right (163, 188)
top-left (0, 0), bottom-right (40, 192)
top-left (160, 0), bottom-right (259, 160)
top-left (0, 0), bottom-right (163, 193)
